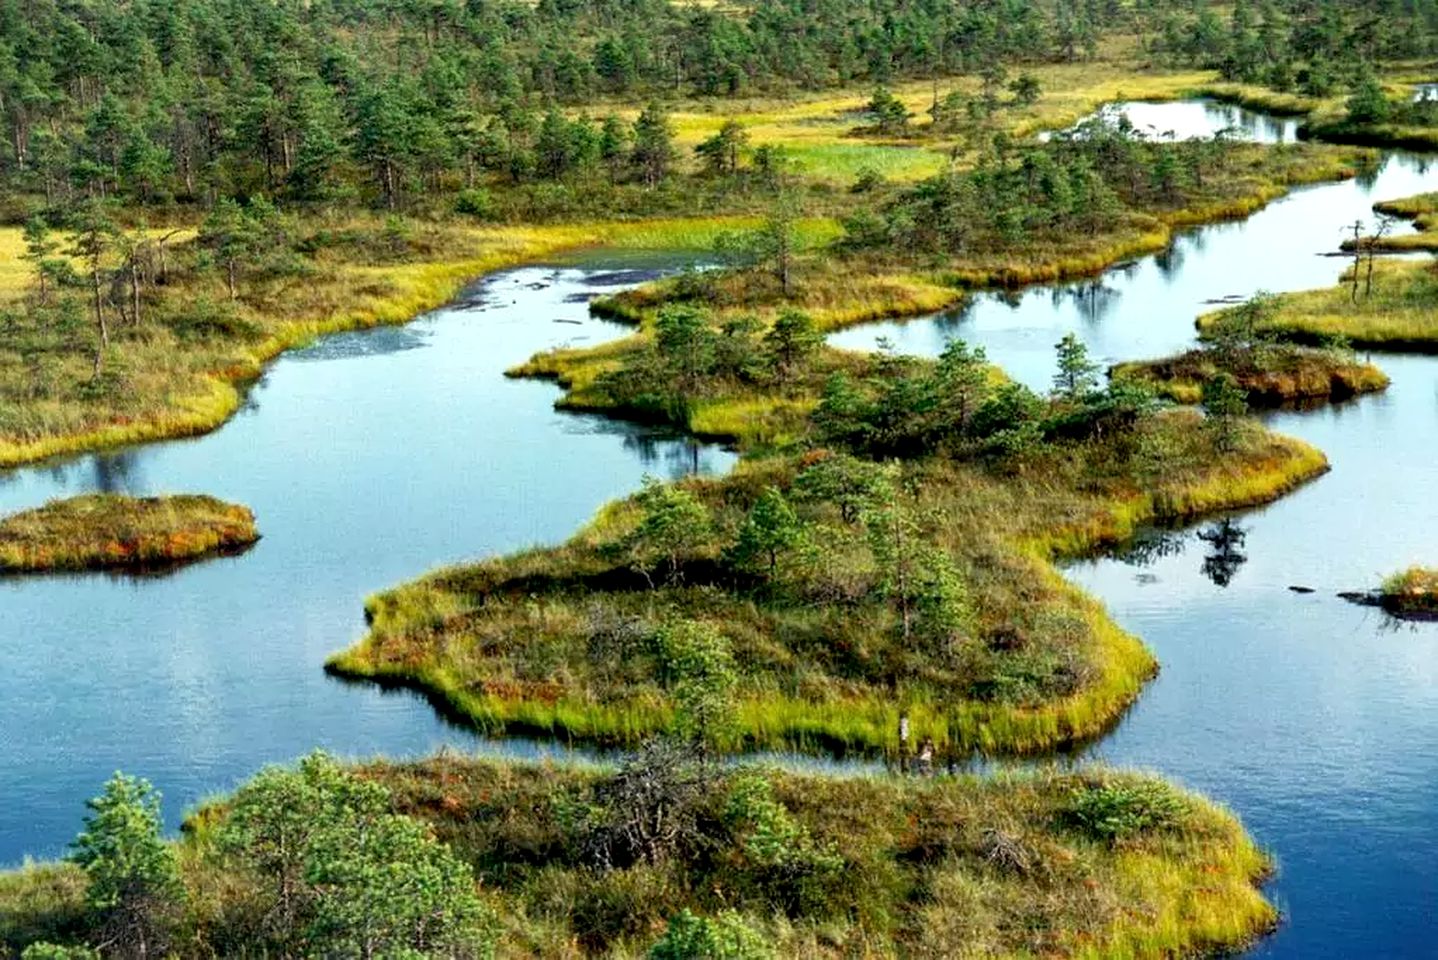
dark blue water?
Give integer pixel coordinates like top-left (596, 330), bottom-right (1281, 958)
top-left (1069, 355), bottom-right (1438, 958)
top-left (0, 267), bottom-right (736, 865)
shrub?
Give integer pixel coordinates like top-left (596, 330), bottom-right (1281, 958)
top-left (648, 909), bottom-right (773, 960)
top-left (1066, 779), bottom-right (1188, 842)
top-left (215, 752), bottom-right (498, 958)
top-left (723, 774), bottom-right (844, 916)
top-left (20, 945), bottom-right (99, 960)
top-left (454, 188), bottom-right (494, 218)
top-left (67, 773), bottom-right (182, 959)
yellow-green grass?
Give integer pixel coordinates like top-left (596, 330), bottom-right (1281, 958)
top-left (1375, 191), bottom-right (1438, 227)
top-left (1190, 82), bottom-right (1326, 117)
top-left (1199, 259), bottom-right (1438, 351)
top-left (1356, 191), bottom-right (1438, 251)
top-left (0, 214), bottom-right (840, 471)
top-left (369, 759), bottom-right (1275, 959)
top-left (1380, 566), bottom-right (1438, 615)
top-left (584, 141), bottom-right (1360, 348)
top-left (0, 860), bottom-right (87, 951)
top-left (0, 493), bottom-right (258, 572)
top-left (0, 227), bottom-right (30, 302)
top-left (593, 46), bottom-right (1223, 185)
top-left (0, 759), bottom-right (1277, 959)
top-left (1112, 346), bottom-right (1390, 405)
top-left (0, 227), bottom-right (199, 306)
top-left (330, 412), bottom-right (1327, 757)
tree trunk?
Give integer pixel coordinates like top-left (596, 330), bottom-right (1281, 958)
top-left (130, 256), bottom-right (142, 324)
top-left (91, 264), bottom-right (107, 376)
top-left (227, 259), bottom-right (237, 300)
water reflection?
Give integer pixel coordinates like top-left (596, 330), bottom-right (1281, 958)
top-left (1197, 518), bottom-right (1249, 588)
top-left (830, 151), bottom-right (1437, 391)
top-left (1082, 98), bottom-right (1302, 144)
top-left (832, 98), bottom-right (1438, 958)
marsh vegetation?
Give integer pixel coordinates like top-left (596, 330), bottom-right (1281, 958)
top-left (6, 0), bottom-right (1438, 956)
top-left (0, 494), bottom-right (257, 572)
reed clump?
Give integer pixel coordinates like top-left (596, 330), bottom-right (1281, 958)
top-left (0, 494), bottom-right (259, 572)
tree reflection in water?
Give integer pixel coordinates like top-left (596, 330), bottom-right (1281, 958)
top-left (1198, 517), bottom-right (1248, 588)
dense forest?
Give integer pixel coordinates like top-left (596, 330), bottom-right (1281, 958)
top-left (2, 0), bottom-right (1437, 211)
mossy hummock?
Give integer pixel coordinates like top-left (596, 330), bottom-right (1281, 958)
top-left (0, 494), bottom-right (259, 572)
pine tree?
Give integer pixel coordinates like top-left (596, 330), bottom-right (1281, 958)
top-left (631, 101), bottom-right (674, 187)
top-left (1052, 332), bottom-right (1100, 402)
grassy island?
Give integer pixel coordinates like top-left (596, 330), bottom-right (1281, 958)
top-left (1199, 259), bottom-right (1438, 352)
top-left (0, 752), bottom-right (1277, 959)
top-left (336, 288), bottom-right (1328, 757)
top-left (1113, 345), bottom-right (1389, 406)
top-left (0, 494), bottom-right (258, 573)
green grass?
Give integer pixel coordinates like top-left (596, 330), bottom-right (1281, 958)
top-left (587, 140), bottom-right (1361, 342)
top-left (0, 493), bottom-right (258, 572)
top-left (1199, 259), bottom-right (1438, 351)
top-left (0, 215), bottom-right (840, 471)
top-left (367, 758), bottom-right (1276, 958)
top-left (1112, 345), bottom-right (1390, 406)
top-left (0, 861), bottom-right (88, 951)
top-left (0, 758), bottom-right (1277, 959)
top-left (330, 412), bottom-right (1327, 757)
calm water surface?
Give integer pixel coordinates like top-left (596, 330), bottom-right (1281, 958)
top-left (838, 103), bottom-right (1438, 958)
top-left (0, 266), bottom-right (736, 864)
top-left (4, 101), bottom-right (1438, 957)
top-left (1073, 98), bottom-right (1302, 143)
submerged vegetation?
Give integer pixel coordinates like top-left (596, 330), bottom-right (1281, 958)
top-left (0, 494), bottom-right (257, 572)
top-left (0, 752), bottom-right (1276, 959)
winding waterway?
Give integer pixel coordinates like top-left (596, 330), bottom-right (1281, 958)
top-left (835, 103), bottom-right (1438, 957)
top-left (0, 267), bottom-right (737, 865)
top-left (3, 99), bottom-right (1436, 956)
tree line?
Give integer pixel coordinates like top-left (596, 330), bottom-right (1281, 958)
top-left (0, 0), bottom-right (1148, 211)
top-left (1148, 0), bottom-right (1438, 97)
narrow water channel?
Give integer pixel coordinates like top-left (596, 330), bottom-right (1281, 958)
top-left (835, 105), bottom-right (1438, 957)
top-left (3, 99), bottom-right (1436, 957)
top-left (0, 266), bottom-right (737, 865)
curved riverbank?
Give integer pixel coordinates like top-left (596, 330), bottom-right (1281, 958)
top-left (0, 265), bottom-right (739, 867)
top-left (4, 95), bottom-right (1437, 958)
